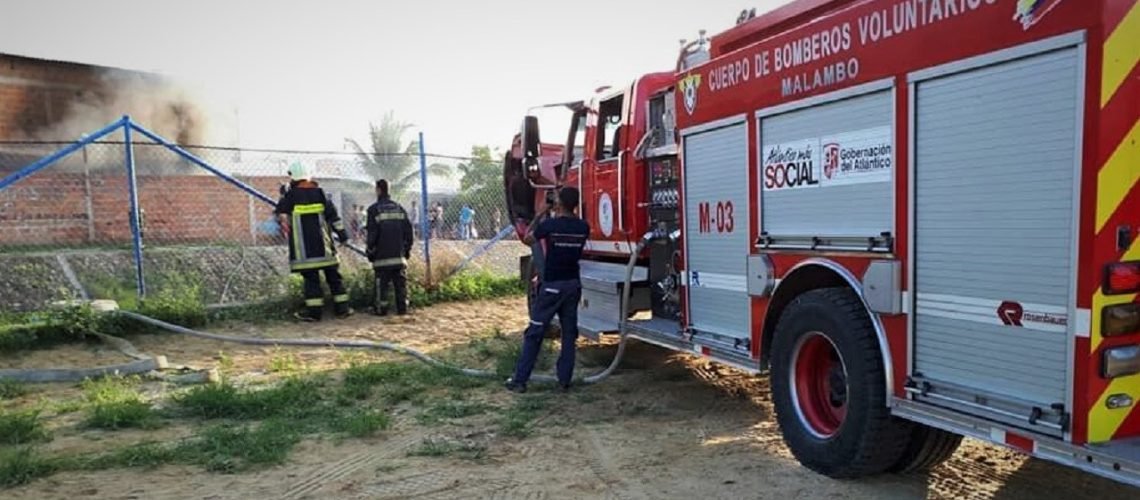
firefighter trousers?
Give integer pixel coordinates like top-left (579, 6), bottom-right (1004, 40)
top-left (300, 266), bottom-right (349, 319)
top-left (512, 279), bottom-right (581, 386)
top-left (374, 265), bottom-right (408, 315)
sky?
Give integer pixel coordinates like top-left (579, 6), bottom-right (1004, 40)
top-left (0, 0), bottom-right (783, 158)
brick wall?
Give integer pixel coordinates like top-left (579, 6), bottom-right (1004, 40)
top-left (0, 172), bottom-right (283, 247)
top-left (0, 53), bottom-right (111, 140)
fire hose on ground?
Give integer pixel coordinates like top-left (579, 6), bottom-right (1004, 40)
top-left (0, 232), bottom-right (661, 388)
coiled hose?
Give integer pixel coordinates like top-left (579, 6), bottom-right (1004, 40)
top-left (114, 233), bottom-right (654, 386)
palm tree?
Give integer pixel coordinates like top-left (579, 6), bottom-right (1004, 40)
top-left (344, 111), bottom-right (451, 195)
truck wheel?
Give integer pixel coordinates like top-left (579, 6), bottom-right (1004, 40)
top-left (770, 287), bottom-right (912, 479)
top-left (888, 424), bottom-right (962, 474)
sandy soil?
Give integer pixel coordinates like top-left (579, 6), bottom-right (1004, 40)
top-left (4, 297), bottom-right (1139, 499)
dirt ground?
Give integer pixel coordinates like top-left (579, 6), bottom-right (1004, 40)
top-left (3, 297), bottom-right (1138, 500)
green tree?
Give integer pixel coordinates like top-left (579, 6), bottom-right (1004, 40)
top-left (344, 111), bottom-right (450, 195)
top-left (448, 145), bottom-right (507, 238)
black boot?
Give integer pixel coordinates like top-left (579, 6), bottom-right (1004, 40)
top-left (295, 308), bottom-right (322, 322)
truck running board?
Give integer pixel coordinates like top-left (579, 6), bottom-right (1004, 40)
top-left (893, 398), bottom-right (1140, 488)
top-left (624, 318), bottom-right (761, 374)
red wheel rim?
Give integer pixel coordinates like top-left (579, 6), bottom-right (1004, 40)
top-left (790, 332), bottom-right (848, 439)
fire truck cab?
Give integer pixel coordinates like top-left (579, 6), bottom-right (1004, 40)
top-left (505, 0), bottom-right (1140, 488)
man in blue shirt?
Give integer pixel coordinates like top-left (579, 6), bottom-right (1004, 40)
top-left (505, 187), bottom-right (590, 393)
top-left (459, 204), bottom-right (475, 240)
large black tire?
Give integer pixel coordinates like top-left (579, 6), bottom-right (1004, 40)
top-left (770, 287), bottom-right (912, 479)
top-left (888, 424), bottom-right (963, 474)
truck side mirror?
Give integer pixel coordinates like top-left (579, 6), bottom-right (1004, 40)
top-left (522, 115), bottom-right (541, 170)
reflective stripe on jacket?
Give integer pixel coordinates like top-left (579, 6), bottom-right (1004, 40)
top-left (275, 182), bottom-right (343, 272)
top-left (366, 196), bottom-right (414, 269)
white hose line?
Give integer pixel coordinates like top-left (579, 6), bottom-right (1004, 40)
top-left (0, 358), bottom-right (162, 384)
top-left (112, 234), bottom-right (655, 387)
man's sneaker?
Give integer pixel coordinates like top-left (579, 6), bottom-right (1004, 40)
top-left (504, 378), bottom-right (527, 394)
top-left (373, 307), bottom-right (389, 317)
top-left (293, 312), bottom-right (319, 323)
top-left (558, 383), bottom-right (572, 393)
top-left (336, 308), bottom-right (355, 319)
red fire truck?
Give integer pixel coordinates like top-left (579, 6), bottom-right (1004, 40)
top-left (503, 0), bottom-right (1140, 486)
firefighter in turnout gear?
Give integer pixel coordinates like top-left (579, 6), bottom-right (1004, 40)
top-left (276, 162), bottom-right (354, 322)
top-left (366, 179), bottom-right (414, 316)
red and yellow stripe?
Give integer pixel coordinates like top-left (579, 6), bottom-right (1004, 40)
top-left (1088, 0), bottom-right (1140, 444)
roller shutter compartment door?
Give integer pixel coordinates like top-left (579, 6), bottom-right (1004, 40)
top-left (760, 90), bottom-right (893, 238)
top-left (912, 47), bottom-right (1079, 430)
top-left (683, 122), bottom-right (750, 339)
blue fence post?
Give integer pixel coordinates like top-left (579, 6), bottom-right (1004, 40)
top-left (123, 117), bottom-right (146, 299)
top-left (418, 132), bottom-right (432, 287)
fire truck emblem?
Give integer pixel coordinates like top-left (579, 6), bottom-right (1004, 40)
top-left (1013, 0), bottom-right (1064, 30)
top-left (679, 73), bottom-right (702, 115)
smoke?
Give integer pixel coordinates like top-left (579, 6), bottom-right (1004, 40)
top-left (33, 69), bottom-right (238, 148)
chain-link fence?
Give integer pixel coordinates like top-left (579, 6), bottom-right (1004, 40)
top-left (0, 118), bottom-right (527, 313)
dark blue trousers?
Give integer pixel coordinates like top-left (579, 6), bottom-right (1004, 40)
top-left (513, 279), bottom-right (581, 386)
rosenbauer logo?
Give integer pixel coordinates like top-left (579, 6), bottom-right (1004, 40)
top-left (997, 301), bottom-right (1024, 327)
top-left (997, 300), bottom-right (1068, 329)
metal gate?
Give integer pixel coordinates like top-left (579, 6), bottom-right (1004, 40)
top-left (912, 46), bottom-right (1081, 434)
top-left (683, 121), bottom-right (750, 339)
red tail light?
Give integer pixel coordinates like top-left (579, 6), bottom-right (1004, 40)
top-left (1105, 262), bottom-right (1140, 295)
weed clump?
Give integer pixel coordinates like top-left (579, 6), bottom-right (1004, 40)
top-left (499, 395), bottom-right (551, 439)
top-left (81, 377), bottom-right (159, 430)
top-left (0, 380), bottom-right (28, 401)
top-left (0, 447), bottom-right (56, 488)
top-left (332, 410), bottom-right (391, 438)
top-left (0, 410), bottom-right (50, 445)
top-left (174, 376), bottom-right (326, 422)
top-left (407, 437), bottom-right (487, 460)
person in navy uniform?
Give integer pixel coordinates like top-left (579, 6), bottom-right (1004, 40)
top-left (505, 187), bottom-right (590, 393)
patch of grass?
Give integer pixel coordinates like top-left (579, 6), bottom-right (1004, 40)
top-left (0, 410), bottom-right (50, 445)
top-left (464, 329), bottom-right (555, 379)
top-left (268, 349), bottom-right (305, 374)
top-left (0, 380), bottom-right (28, 400)
top-left (0, 305), bottom-right (104, 353)
top-left (81, 376), bottom-right (159, 430)
top-left (44, 398), bottom-right (85, 416)
top-left (341, 362), bottom-right (473, 406)
top-left (76, 441), bottom-right (177, 471)
top-left (499, 395), bottom-right (550, 439)
top-left (174, 376), bottom-right (326, 422)
top-left (407, 437), bottom-right (487, 460)
top-left (415, 400), bottom-right (492, 426)
top-left (573, 391), bottom-right (602, 404)
top-left (0, 447), bottom-right (56, 488)
top-left (216, 351), bottom-right (235, 374)
top-left (85, 400), bottom-right (158, 430)
top-left (189, 420), bottom-right (301, 473)
top-left (79, 420), bottom-right (302, 475)
top-left (332, 409), bottom-right (391, 437)
top-left (134, 275), bottom-right (208, 328)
